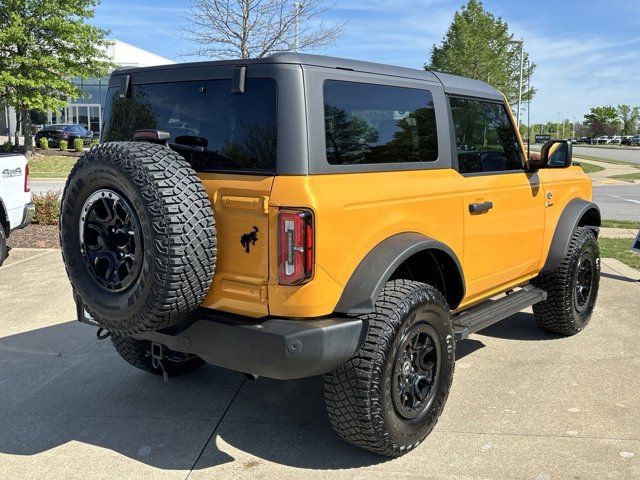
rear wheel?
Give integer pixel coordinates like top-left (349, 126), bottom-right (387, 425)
top-left (111, 334), bottom-right (204, 377)
top-left (324, 280), bottom-right (455, 457)
top-left (532, 227), bottom-right (600, 335)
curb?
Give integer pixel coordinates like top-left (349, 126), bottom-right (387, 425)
top-left (602, 257), bottom-right (640, 281)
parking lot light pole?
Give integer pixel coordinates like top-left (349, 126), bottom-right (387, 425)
top-left (294, 2), bottom-right (303, 52)
top-left (509, 39), bottom-right (525, 127)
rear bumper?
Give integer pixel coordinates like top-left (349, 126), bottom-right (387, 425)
top-left (76, 299), bottom-right (364, 380)
top-left (13, 203), bottom-right (35, 231)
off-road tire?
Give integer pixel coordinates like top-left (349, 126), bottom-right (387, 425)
top-left (111, 333), bottom-right (204, 376)
top-left (0, 226), bottom-right (7, 267)
top-left (60, 142), bottom-right (217, 335)
top-left (532, 227), bottom-right (600, 335)
top-left (324, 279), bottom-right (455, 457)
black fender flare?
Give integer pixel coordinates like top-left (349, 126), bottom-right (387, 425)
top-left (542, 198), bottom-right (601, 272)
top-left (334, 232), bottom-right (465, 314)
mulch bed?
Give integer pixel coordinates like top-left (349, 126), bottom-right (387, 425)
top-left (8, 224), bottom-right (60, 249)
top-left (2, 147), bottom-right (82, 158)
top-left (35, 149), bottom-right (83, 158)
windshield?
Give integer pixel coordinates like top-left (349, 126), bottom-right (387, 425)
top-left (102, 78), bottom-right (277, 174)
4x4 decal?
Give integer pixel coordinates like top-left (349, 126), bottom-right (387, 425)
top-left (240, 226), bottom-right (259, 253)
top-left (2, 167), bottom-right (21, 178)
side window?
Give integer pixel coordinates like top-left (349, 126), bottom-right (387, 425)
top-left (323, 80), bottom-right (438, 165)
top-left (449, 97), bottom-right (524, 174)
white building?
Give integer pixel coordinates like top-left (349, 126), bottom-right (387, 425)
top-left (1, 39), bottom-right (174, 139)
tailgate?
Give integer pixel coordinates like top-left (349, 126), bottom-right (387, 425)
top-left (198, 173), bottom-right (274, 317)
top-left (0, 154), bottom-right (30, 228)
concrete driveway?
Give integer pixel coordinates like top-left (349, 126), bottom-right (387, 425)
top-left (0, 250), bottom-right (639, 479)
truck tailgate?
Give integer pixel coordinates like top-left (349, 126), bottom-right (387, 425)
top-left (198, 173), bottom-right (274, 317)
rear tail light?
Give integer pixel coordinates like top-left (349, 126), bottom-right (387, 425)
top-left (24, 163), bottom-right (30, 192)
top-left (278, 209), bottom-right (314, 285)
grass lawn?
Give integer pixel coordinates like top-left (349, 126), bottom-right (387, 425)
top-left (29, 155), bottom-right (77, 179)
top-left (579, 162), bottom-right (605, 174)
top-left (599, 237), bottom-right (640, 270)
top-left (609, 172), bottom-right (640, 182)
top-left (601, 219), bottom-right (640, 229)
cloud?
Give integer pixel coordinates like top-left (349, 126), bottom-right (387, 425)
top-left (508, 19), bottom-right (640, 120)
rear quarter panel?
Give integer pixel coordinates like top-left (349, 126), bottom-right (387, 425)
top-left (267, 169), bottom-right (464, 317)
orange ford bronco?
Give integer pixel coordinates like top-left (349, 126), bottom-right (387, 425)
top-left (61, 54), bottom-right (601, 457)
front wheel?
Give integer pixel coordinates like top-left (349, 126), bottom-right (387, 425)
top-left (532, 227), bottom-right (600, 335)
top-left (324, 280), bottom-right (455, 457)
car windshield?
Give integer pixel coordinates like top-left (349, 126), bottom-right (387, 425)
top-left (102, 78), bottom-right (278, 174)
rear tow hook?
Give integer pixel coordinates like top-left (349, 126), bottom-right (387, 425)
top-left (150, 342), bottom-right (169, 382)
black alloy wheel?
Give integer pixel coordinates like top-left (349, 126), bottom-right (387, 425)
top-left (574, 256), bottom-right (595, 314)
top-left (392, 324), bottom-right (440, 419)
top-left (79, 188), bottom-right (143, 292)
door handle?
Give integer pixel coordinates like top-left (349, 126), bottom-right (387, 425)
top-left (469, 201), bottom-right (494, 214)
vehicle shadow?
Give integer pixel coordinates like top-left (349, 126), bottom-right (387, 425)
top-left (0, 314), bottom-right (561, 472)
top-left (476, 311), bottom-right (563, 341)
top-left (455, 338), bottom-right (484, 359)
top-left (0, 321), bottom-right (384, 471)
top-left (601, 272), bottom-right (639, 283)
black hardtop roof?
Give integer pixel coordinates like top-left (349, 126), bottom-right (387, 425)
top-left (113, 53), bottom-right (504, 101)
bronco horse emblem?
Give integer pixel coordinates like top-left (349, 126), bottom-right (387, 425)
top-left (240, 226), bottom-right (259, 253)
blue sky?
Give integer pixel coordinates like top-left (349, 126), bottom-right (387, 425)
top-left (92, 0), bottom-right (640, 123)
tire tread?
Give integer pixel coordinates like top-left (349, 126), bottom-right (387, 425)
top-left (324, 279), bottom-right (453, 457)
top-left (532, 227), bottom-right (600, 335)
top-left (60, 142), bottom-right (217, 334)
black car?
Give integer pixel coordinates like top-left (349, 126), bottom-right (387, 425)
top-left (35, 124), bottom-right (94, 147)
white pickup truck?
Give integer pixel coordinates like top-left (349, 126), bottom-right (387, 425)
top-left (0, 153), bottom-right (34, 266)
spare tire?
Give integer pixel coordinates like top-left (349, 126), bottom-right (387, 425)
top-left (60, 142), bottom-right (216, 335)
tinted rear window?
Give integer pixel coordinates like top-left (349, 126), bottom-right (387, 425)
top-left (323, 80), bottom-right (438, 165)
top-left (102, 79), bottom-right (277, 173)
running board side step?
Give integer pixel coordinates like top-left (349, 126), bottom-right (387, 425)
top-left (452, 285), bottom-right (547, 341)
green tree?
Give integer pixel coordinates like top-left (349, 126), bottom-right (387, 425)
top-left (0, 0), bottom-right (113, 151)
top-left (426, 0), bottom-right (535, 106)
top-left (584, 106), bottom-right (621, 137)
top-left (616, 104), bottom-right (640, 135)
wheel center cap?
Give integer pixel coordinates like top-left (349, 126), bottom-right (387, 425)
top-left (402, 360), bottom-right (412, 375)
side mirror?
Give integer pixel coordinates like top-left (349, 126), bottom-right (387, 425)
top-left (540, 140), bottom-right (572, 168)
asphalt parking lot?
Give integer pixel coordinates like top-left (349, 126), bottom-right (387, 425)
top-left (593, 184), bottom-right (640, 221)
top-left (0, 250), bottom-right (639, 479)
top-left (572, 146), bottom-right (640, 166)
